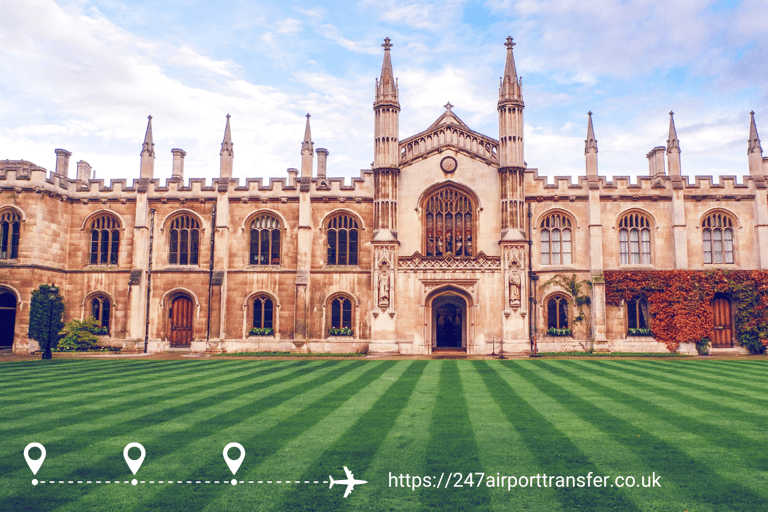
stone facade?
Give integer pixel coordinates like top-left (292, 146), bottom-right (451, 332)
top-left (1, 38), bottom-right (766, 355)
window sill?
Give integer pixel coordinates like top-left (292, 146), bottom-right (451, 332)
top-left (322, 265), bottom-right (362, 271)
top-left (539, 264), bottom-right (577, 270)
top-left (83, 264), bottom-right (119, 270)
top-left (625, 335), bottom-right (657, 342)
top-left (617, 264), bottom-right (655, 270)
top-left (702, 263), bottom-right (736, 268)
top-left (164, 265), bottom-right (202, 270)
top-left (0, 259), bottom-right (18, 266)
top-left (247, 335), bottom-right (276, 340)
top-left (245, 265), bottom-right (281, 270)
top-left (326, 335), bottom-right (356, 340)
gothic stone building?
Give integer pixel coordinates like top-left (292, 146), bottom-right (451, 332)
top-left (1, 38), bottom-right (767, 355)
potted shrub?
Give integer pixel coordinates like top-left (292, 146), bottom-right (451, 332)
top-left (329, 327), bottom-right (354, 337)
top-left (248, 327), bottom-right (274, 336)
top-left (547, 327), bottom-right (572, 337)
top-left (695, 337), bottom-right (711, 355)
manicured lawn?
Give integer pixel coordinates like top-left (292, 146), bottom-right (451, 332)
top-left (1, 359), bottom-right (767, 511)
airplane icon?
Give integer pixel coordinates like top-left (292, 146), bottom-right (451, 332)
top-left (329, 466), bottom-right (368, 498)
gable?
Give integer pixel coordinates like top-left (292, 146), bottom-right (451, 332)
top-left (399, 108), bottom-right (499, 167)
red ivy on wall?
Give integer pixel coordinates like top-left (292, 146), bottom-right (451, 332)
top-left (604, 270), bottom-right (768, 353)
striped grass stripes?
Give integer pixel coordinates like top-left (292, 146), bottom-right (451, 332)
top-left (1, 359), bottom-right (767, 511)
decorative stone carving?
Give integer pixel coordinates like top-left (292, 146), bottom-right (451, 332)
top-left (373, 244), bottom-right (397, 311)
top-left (502, 244), bottom-right (527, 312)
top-left (378, 261), bottom-right (390, 307)
top-left (399, 252), bottom-right (500, 271)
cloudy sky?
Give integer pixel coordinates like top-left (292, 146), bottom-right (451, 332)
top-left (0, 0), bottom-right (765, 185)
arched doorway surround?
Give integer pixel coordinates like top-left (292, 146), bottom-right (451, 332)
top-left (425, 285), bottom-right (475, 352)
top-left (711, 294), bottom-right (734, 348)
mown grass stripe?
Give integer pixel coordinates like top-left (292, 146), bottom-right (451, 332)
top-left (480, 361), bottom-right (644, 512)
top-left (0, 361), bottom-right (338, 486)
top-left (0, 359), bottom-right (201, 390)
top-left (632, 359), bottom-right (768, 385)
top-left (0, 360), bottom-right (273, 419)
top-left (115, 361), bottom-right (397, 512)
top-left (461, 361), bottom-right (565, 511)
top-left (513, 360), bottom-right (768, 510)
top-left (0, 360), bottom-right (305, 439)
top-left (268, 361), bottom-right (427, 511)
top-left (417, 361), bottom-right (492, 511)
top-left (593, 360), bottom-right (768, 408)
top-left (566, 359), bottom-right (768, 425)
top-left (8, 361), bottom-right (360, 512)
top-left (354, 358), bottom-right (441, 512)
top-left (553, 360), bottom-right (768, 464)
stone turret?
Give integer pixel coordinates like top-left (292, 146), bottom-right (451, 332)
top-left (172, 148), bottom-right (186, 180)
top-left (140, 115), bottom-right (155, 180)
top-left (373, 37), bottom-right (400, 170)
top-left (55, 149), bottom-right (71, 177)
top-left (220, 114), bottom-right (234, 179)
top-left (585, 111), bottom-right (598, 179)
top-left (666, 111), bottom-right (681, 179)
top-left (748, 111), bottom-right (764, 178)
top-left (301, 114), bottom-right (314, 179)
top-left (498, 36), bottom-right (524, 169)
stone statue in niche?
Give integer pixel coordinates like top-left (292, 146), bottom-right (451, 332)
top-left (378, 261), bottom-right (390, 307)
top-left (508, 260), bottom-right (522, 309)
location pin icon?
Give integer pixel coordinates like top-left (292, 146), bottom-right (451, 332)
top-left (223, 443), bottom-right (245, 476)
top-left (24, 443), bottom-right (46, 475)
top-left (123, 443), bottom-right (146, 475)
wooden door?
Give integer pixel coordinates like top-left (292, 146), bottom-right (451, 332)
top-left (0, 292), bottom-right (16, 348)
top-left (169, 296), bottom-right (193, 346)
top-left (711, 297), bottom-right (733, 348)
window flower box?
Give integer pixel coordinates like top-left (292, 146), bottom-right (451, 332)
top-left (627, 328), bottom-right (652, 336)
top-left (547, 327), bottom-right (572, 337)
top-left (249, 327), bottom-right (274, 337)
top-left (328, 327), bottom-right (354, 337)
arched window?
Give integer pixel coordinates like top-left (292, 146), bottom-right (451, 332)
top-left (326, 214), bottom-right (359, 266)
top-left (249, 214), bottom-right (281, 265)
top-left (90, 295), bottom-right (111, 335)
top-left (89, 215), bottom-right (120, 265)
top-left (251, 295), bottom-right (274, 333)
top-left (546, 295), bottom-right (569, 331)
top-left (424, 187), bottom-right (474, 258)
top-left (626, 297), bottom-right (650, 335)
top-left (619, 213), bottom-right (651, 265)
top-left (540, 212), bottom-right (572, 265)
top-left (0, 210), bottom-right (20, 260)
top-left (702, 213), bottom-right (734, 264)
top-left (329, 295), bottom-right (354, 336)
top-left (169, 214), bottom-right (200, 265)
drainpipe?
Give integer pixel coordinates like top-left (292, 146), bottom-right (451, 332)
top-left (143, 209), bottom-right (155, 353)
top-left (527, 203), bottom-right (538, 356)
top-left (206, 205), bottom-right (217, 342)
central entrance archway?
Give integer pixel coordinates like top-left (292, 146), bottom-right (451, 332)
top-left (169, 295), bottom-right (194, 347)
top-left (432, 294), bottom-right (467, 350)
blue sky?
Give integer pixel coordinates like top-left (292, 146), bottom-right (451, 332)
top-left (0, 0), bottom-right (765, 184)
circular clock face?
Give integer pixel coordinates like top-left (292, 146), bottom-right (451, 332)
top-left (440, 156), bottom-right (457, 173)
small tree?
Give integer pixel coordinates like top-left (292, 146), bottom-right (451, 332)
top-left (58, 317), bottom-right (101, 351)
top-left (28, 284), bottom-right (65, 360)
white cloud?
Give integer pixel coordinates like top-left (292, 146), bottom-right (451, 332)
top-left (277, 18), bottom-right (302, 35)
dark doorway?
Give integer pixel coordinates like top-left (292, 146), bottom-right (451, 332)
top-left (433, 295), bottom-right (466, 349)
top-left (169, 296), bottom-right (194, 346)
top-left (0, 292), bottom-right (16, 348)
top-left (711, 296), bottom-right (733, 348)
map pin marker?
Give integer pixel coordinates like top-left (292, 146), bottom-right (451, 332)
top-left (223, 443), bottom-right (245, 476)
top-left (24, 443), bottom-right (46, 475)
top-left (123, 443), bottom-right (146, 475)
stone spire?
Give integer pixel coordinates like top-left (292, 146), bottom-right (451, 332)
top-left (666, 111), bottom-right (681, 178)
top-left (498, 36), bottom-right (522, 105)
top-left (220, 114), bottom-right (234, 178)
top-left (585, 111), bottom-right (598, 177)
top-left (373, 37), bottom-right (400, 170)
top-left (498, 36), bottom-right (525, 169)
top-left (748, 111), bottom-right (764, 177)
top-left (140, 115), bottom-right (155, 179)
top-left (375, 37), bottom-right (399, 106)
top-left (301, 114), bottom-right (314, 178)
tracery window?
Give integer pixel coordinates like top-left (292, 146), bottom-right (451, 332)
top-left (330, 295), bottom-right (353, 331)
top-left (252, 295), bottom-right (274, 331)
top-left (90, 295), bottom-right (111, 335)
top-left (249, 214), bottom-right (281, 265)
top-left (326, 214), bottom-right (359, 266)
top-left (0, 210), bottom-right (21, 260)
top-left (424, 187), bottom-right (474, 258)
top-left (627, 297), bottom-right (649, 333)
top-left (702, 213), bottom-right (734, 264)
top-left (540, 213), bottom-right (572, 265)
top-left (169, 214), bottom-right (200, 265)
top-left (619, 213), bottom-right (651, 265)
top-left (546, 295), bottom-right (569, 330)
top-left (89, 215), bottom-right (120, 265)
